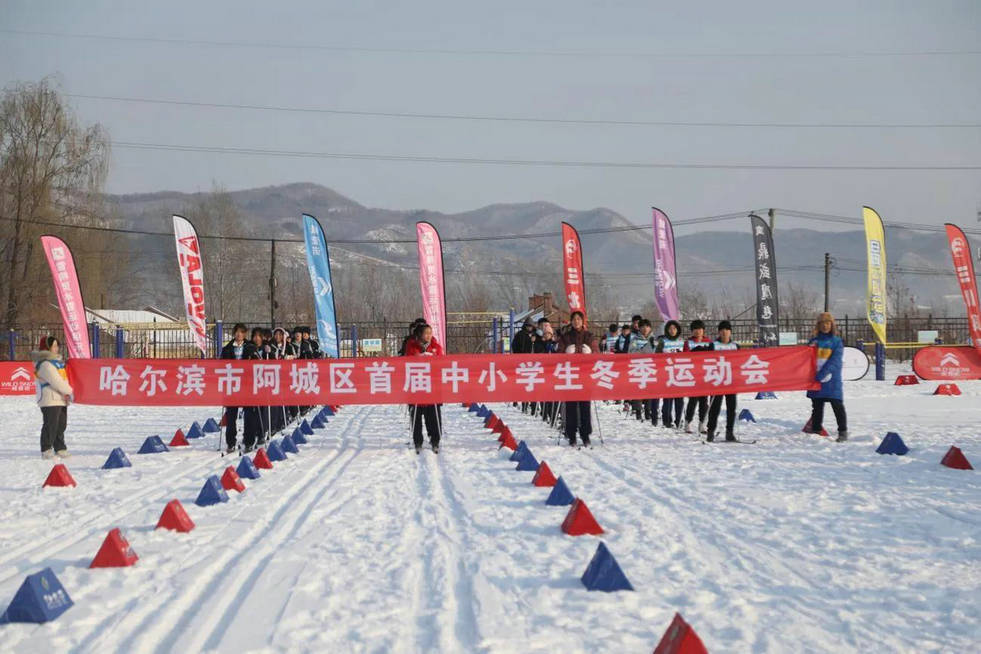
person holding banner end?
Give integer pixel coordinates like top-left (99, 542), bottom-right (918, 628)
top-left (31, 336), bottom-right (74, 459)
top-left (405, 323), bottom-right (444, 453)
top-left (806, 313), bottom-right (848, 442)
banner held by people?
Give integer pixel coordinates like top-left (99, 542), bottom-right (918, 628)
top-left (863, 206), bottom-right (887, 345)
top-left (67, 346), bottom-right (819, 406)
top-left (944, 223), bottom-right (981, 351)
top-left (172, 215), bottom-right (208, 356)
top-left (416, 221), bottom-right (447, 350)
top-left (749, 214), bottom-right (779, 347)
top-left (40, 235), bottom-right (91, 360)
top-left (562, 222), bottom-right (587, 322)
top-left (651, 207), bottom-right (680, 322)
top-left (303, 214), bottom-right (340, 357)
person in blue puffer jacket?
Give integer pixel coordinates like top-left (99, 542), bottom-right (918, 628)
top-left (805, 312), bottom-right (848, 442)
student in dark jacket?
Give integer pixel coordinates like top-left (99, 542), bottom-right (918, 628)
top-left (556, 311), bottom-right (598, 447)
top-left (242, 327), bottom-right (269, 451)
top-left (656, 320), bottom-right (685, 428)
top-left (404, 323), bottom-right (444, 453)
top-left (220, 323), bottom-right (255, 453)
top-left (302, 326), bottom-right (322, 359)
top-left (399, 318), bottom-right (427, 356)
top-left (533, 321), bottom-right (559, 421)
top-left (683, 319), bottom-right (712, 434)
top-left (705, 320), bottom-right (739, 442)
top-left (511, 318), bottom-right (536, 354)
top-left (627, 319), bottom-right (658, 422)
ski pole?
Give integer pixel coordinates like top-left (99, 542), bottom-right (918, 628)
top-left (592, 402), bottom-right (605, 446)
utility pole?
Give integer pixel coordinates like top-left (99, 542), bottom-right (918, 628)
top-left (269, 239), bottom-right (277, 328)
top-left (824, 252), bottom-right (831, 312)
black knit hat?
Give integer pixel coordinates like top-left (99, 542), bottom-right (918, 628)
top-left (717, 320), bottom-right (732, 331)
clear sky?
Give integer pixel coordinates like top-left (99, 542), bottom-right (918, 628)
top-left (2, 0), bottom-right (980, 228)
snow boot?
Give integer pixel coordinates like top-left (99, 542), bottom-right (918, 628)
top-left (836, 431), bottom-right (849, 443)
top-left (698, 420), bottom-right (707, 435)
top-left (414, 444), bottom-right (423, 454)
top-left (56, 450), bottom-right (71, 458)
top-left (41, 449), bottom-right (55, 460)
top-left (725, 431), bottom-right (737, 442)
top-left (431, 442), bottom-right (440, 454)
top-left (684, 421), bottom-right (693, 434)
top-left (705, 432), bottom-right (716, 443)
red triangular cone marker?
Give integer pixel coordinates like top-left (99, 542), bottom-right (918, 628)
top-left (169, 428), bottom-right (189, 447)
top-left (156, 499), bottom-right (195, 532)
top-left (934, 383), bottom-right (961, 396)
top-left (486, 414), bottom-right (500, 431)
top-left (492, 421), bottom-right (507, 435)
top-left (561, 498), bottom-right (604, 536)
top-left (652, 612), bottom-right (709, 654)
top-left (89, 528), bottom-right (139, 568)
top-left (941, 446), bottom-right (974, 470)
top-left (220, 466), bottom-right (246, 492)
top-left (499, 432), bottom-right (518, 451)
top-left (43, 463), bottom-right (76, 488)
top-left (532, 461), bottom-right (557, 487)
top-left (253, 448), bottom-right (274, 469)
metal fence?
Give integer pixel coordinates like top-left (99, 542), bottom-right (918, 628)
top-left (4, 315), bottom-right (971, 361)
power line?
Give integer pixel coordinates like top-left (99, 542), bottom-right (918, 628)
top-left (111, 140), bottom-right (981, 171)
top-left (67, 93), bottom-right (981, 129)
top-left (5, 29), bottom-right (980, 59)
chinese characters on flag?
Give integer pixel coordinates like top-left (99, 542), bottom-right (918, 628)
top-left (67, 347), bottom-right (820, 406)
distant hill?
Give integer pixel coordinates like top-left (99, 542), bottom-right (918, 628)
top-left (104, 183), bottom-right (964, 319)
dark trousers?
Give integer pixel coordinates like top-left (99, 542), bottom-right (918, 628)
top-left (542, 401), bottom-right (558, 424)
top-left (411, 404), bottom-right (441, 447)
top-left (648, 399), bottom-right (661, 425)
top-left (243, 407), bottom-right (262, 449)
top-left (564, 401), bottom-right (592, 444)
top-left (224, 406), bottom-right (239, 448)
top-left (685, 396), bottom-right (708, 424)
top-left (661, 397), bottom-right (684, 427)
top-left (40, 406), bottom-right (68, 452)
top-left (810, 398), bottom-right (847, 434)
top-left (707, 394), bottom-right (737, 438)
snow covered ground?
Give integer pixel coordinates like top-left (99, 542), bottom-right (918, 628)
top-left (0, 363), bottom-right (978, 653)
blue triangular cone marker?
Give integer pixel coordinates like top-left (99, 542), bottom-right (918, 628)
top-left (292, 428), bottom-right (308, 445)
top-left (138, 435), bottom-right (168, 454)
top-left (300, 419), bottom-right (314, 436)
top-left (581, 542), bottom-right (634, 592)
top-left (202, 417), bottom-right (220, 433)
top-left (546, 476), bottom-right (575, 506)
top-left (755, 391), bottom-right (777, 400)
top-left (322, 406), bottom-right (335, 417)
top-left (738, 409), bottom-right (756, 423)
top-left (0, 567), bottom-right (73, 624)
top-left (267, 440), bottom-right (288, 462)
top-left (476, 405), bottom-right (489, 418)
top-left (237, 456), bottom-right (261, 480)
top-left (876, 432), bottom-right (910, 456)
top-left (509, 441), bottom-right (529, 462)
top-left (102, 447), bottom-right (132, 469)
top-left (516, 450), bottom-right (539, 471)
top-left (468, 403), bottom-right (479, 413)
top-left (194, 475), bottom-right (229, 506)
top-left (186, 422), bottom-right (204, 439)
top-left (281, 435), bottom-right (299, 454)
top-left (311, 415), bottom-right (326, 429)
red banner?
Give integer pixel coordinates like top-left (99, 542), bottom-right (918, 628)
top-left (562, 222), bottom-right (587, 321)
top-left (66, 347), bottom-right (818, 406)
top-left (417, 221), bottom-right (447, 349)
top-left (945, 223), bottom-right (981, 350)
top-left (0, 361), bottom-right (36, 395)
top-left (913, 346), bottom-right (981, 380)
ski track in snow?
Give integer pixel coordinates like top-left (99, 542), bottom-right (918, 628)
top-left (0, 362), bottom-right (979, 653)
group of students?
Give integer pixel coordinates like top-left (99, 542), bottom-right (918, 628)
top-left (513, 310), bottom-right (849, 446)
top-left (220, 323), bottom-right (324, 454)
top-left (28, 309), bottom-right (848, 458)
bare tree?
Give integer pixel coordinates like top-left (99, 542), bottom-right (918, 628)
top-left (0, 77), bottom-right (109, 328)
top-left (782, 281), bottom-right (822, 319)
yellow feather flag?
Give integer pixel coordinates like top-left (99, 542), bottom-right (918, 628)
top-left (863, 206), bottom-right (887, 344)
